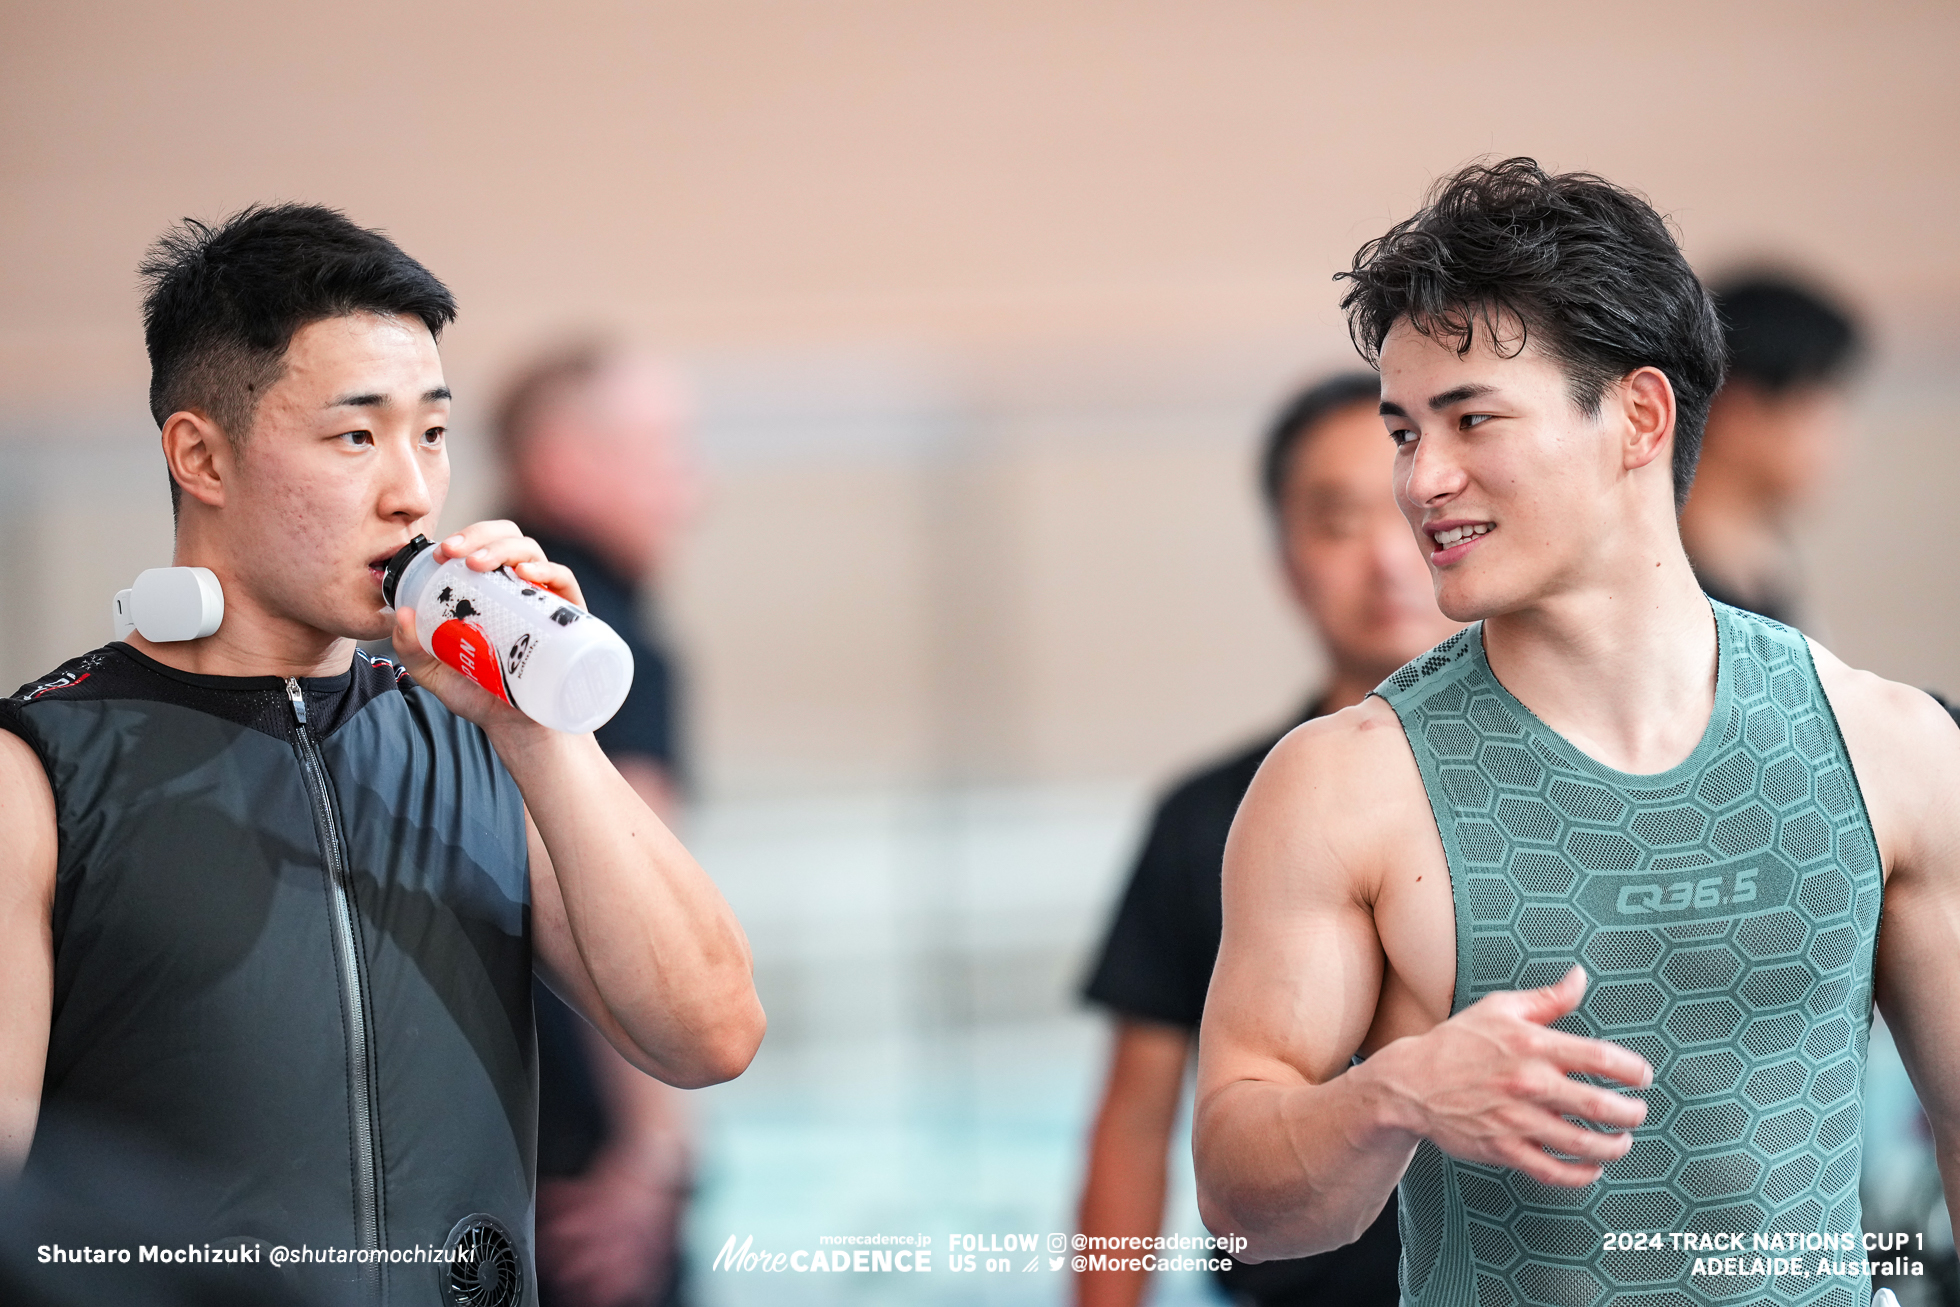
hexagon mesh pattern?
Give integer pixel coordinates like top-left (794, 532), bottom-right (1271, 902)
top-left (1381, 604), bottom-right (1881, 1306)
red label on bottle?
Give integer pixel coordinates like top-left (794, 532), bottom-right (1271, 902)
top-left (431, 619), bottom-right (511, 703)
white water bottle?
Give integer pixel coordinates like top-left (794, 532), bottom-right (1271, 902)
top-left (381, 535), bottom-right (634, 733)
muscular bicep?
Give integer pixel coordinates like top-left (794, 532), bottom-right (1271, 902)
top-left (1865, 694), bottom-right (1960, 1137)
top-left (1816, 643), bottom-right (1960, 1136)
top-left (1875, 865), bottom-right (1960, 1136)
top-left (1197, 721), bottom-right (1390, 1104)
top-left (0, 730), bottom-right (56, 1174)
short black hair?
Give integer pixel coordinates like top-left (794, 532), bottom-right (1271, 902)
top-left (1712, 274), bottom-right (1863, 393)
top-left (139, 203), bottom-right (457, 511)
top-left (1259, 371), bottom-right (1382, 515)
top-left (1337, 157), bottom-right (1725, 510)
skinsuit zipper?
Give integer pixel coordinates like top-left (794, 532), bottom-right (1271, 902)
top-left (285, 677), bottom-right (385, 1300)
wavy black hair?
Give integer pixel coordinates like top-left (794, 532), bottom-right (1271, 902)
top-left (1337, 158), bottom-right (1724, 509)
top-left (139, 203), bottom-right (456, 513)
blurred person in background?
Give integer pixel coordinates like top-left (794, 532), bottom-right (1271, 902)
top-left (1679, 273), bottom-right (1863, 627)
top-left (1075, 373), bottom-right (1458, 1307)
top-left (497, 342), bottom-right (704, 1307)
top-left (1684, 274), bottom-right (1957, 1306)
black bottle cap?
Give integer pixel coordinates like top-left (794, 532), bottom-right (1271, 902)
top-left (381, 535), bottom-right (435, 608)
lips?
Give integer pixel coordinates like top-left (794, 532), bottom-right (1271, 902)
top-left (366, 551), bottom-right (400, 587)
top-left (1425, 520), bottom-right (1493, 567)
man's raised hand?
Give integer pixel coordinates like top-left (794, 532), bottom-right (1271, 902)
top-left (1369, 965), bottom-right (1652, 1186)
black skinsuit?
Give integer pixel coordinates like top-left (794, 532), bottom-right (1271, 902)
top-left (1, 643), bottom-right (537, 1307)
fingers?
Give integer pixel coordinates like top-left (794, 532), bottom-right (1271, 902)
top-left (1495, 1137), bottom-right (1609, 1188)
top-left (438, 521), bottom-right (536, 569)
top-left (1508, 1030), bottom-right (1650, 1127)
top-left (1461, 1107), bottom-right (1633, 1186)
top-left (1492, 1053), bottom-right (1647, 1131)
top-left (1421, 974), bottom-right (1658, 1185)
top-left (1540, 1078), bottom-right (1648, 1131)
top-left (1520, 1110), bottom-right (1637, 1163)
top-left (512, 559), bottom-right (584, 606)
top-left (392, 604), bottom-right (420, 656)
top-left (1532, 1027), bottom-right (1654, 1091)
top-left (431, 521), bottom-right (587, 608)
top-left (1495, 964), bottom-right (1588, 1026)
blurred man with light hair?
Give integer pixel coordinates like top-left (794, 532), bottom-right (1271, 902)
top-left (498, 341), bottom-right (704, 1307)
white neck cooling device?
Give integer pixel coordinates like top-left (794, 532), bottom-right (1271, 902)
top-left (113, 568), bottom-right (225, 642)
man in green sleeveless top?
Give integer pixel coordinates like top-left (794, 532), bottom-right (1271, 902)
top-left (1193, 158), bottom-right (1960, 1307)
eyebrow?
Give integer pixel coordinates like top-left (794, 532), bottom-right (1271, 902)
top-left (325, 385), bottom-right (452, 409)
top-left (1426, 383), bottom-right (1495, 410)
top-left (1379, 382), bottom-right (1498, 419)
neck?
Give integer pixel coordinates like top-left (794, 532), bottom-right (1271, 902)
top-left (1481, 544), bottom-right (1717, 775)
top-left (1678, 472), bottom-right (1793, 607)
top-left (126, 622), bottom-right (356, 681)
top-left (127, 540), bottom-right (357, 679)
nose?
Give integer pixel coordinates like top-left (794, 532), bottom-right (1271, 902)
top-left (1398, 430), bottom-right (1466, 513)
top-left (378, 440), bottom-right (437, 523)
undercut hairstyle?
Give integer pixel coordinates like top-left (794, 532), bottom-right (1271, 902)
top-left (1259, 371), bottom-right (1383, 516)
top-left (139, 203), bottom-right (457, 513)
top-left (1338, 157), bottom-right (1725, 510)
top-left (1712, 274), bottom-right (1863, 394)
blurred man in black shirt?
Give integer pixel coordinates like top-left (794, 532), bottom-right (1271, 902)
top-left (1682, 277), bottom-right (1960, 1306)
top-left (1076, 373), bottom-right (1458, 1307)
top-left (498, 343), bottom-right (703, 1307)
top-left (1679, 273), bottom-right (1863, 626)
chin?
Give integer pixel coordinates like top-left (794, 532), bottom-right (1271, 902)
top-left (338, 608), bottom-right (397, 644)
top-left (1432, 573), bottom-right (1509, 625)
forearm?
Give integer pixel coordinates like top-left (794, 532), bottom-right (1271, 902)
top-left (0, 731), bottom-right (54, 1179)
top-left (1075, 1019), bottom-right (1189, 1307)
top-left (1076, 1117), bottom-right (1170, 1307)
top-left (1913, 1103), bottom-right (1960, 1260)
top-left (0, 1090), bottom-right (39, 1179)
top-left (1932, 1124), bottom-right (1960, 1256)
top-left (499, 725), bottom-right (762, 1084)
top-left (1194, 1052), bottom-right (1415, 1261)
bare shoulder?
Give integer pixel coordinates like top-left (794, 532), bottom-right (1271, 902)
top-left (0, 728), bottom-right (55, 824)
top-left (1257, 695), bottom-right (1421, 792)
top-left (1229, 696), bottom-right (1427, 901)
top-left (1806, 636), bottom-right (1960, 872)
top-left (1806, 636), bottom-right (1959, 760)
top-left (0, 728), bottom-right (56, 906)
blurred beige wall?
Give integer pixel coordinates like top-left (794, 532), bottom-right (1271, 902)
top-left (3, 1), bottom-right (1957, 794)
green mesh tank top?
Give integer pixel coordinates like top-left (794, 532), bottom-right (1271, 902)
top-left (1374, 601), bottom-right (1881, 1307)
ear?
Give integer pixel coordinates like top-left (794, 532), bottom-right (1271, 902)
top-left (160, 410), bottom-right (234, 510)
top-left (1619, 366), bottom-right (1676, 475)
